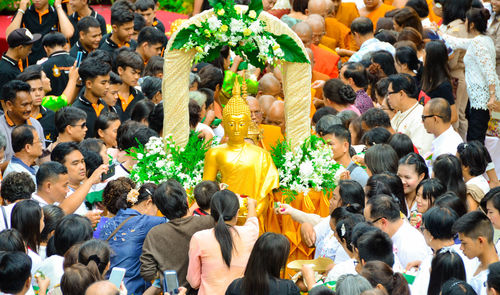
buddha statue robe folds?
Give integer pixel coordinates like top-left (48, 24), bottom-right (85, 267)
top-left (203, 80), bottom-right (279, 231)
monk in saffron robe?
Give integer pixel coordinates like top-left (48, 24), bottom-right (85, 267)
top-left (360, 0), bottom-right (395, 25)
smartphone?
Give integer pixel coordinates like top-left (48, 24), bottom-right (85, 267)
top-left (108, 267), bottom-right (126, 289)
top-left (163, 270), bottom-right (179, 294)
top-left (101, 163), bottom-right (116, 182)
top-left (76, 51), bottom-right (83, 67)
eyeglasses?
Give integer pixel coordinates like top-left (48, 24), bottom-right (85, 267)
top-left (421, 114), bottom-right (443, 121)
top-left (385, 91), bottom-right (399, 98)
top-left (371, 216), bottom-right (385, 224)
top-left (71, 122), bottom-right (87, 128)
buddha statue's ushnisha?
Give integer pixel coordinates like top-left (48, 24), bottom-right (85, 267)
top-left (203, 80), bottom-right (279, 231)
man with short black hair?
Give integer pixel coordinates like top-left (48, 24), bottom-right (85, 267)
top-left (0, 171), bottom-right (36, 231)
top-left (68, 0), bottom-right (107, 46)
top-left (73, 57), bottom-right (111, 138)
top-left (5, 0), bottom-right (74, 65)
top-left (32, 161), bottom-right (69, 206)
top-left (41, 32), bottom-right (77, 96)
top-left (0, 80), bottom-right (45, 162)
top-left (0, 28), bottom-right (40, 90)
top-left (364, 194), bottom-right (430, 268)
top-left (50, 142), bottom-right (106, 222)
top-left (387, 73), bottom-right (433, 155)
top-left (422, 98), bottom-right (463, 169)
top-left (136, 27), bottom-right (166, 64)
top-left (46, 106), bottom-right (87, 156)
top-left (453, 211), bottom-right (500, 295)
top-left (0, 251), bottom-right (33, 295)
top-left (356, 230), bottom-right (395, 268)
top-left (115, 50), bottom-right (145, 121)
top-left (69, 16), bottom-right (103, 61)
top-left (360, 107), bottom-right (394, 132)
top-left (322, 124), bottom-right (368, 186)
top-left (135, 0), bottom-right (165, 32)
top-left (4, 125), bottom-right (43, 183)
top-left (99, 2), bottom-right (137, 54)
top-left (16, 70), bottom-right (57, 143)
top-left (348, 17), bottom-right (394, 62)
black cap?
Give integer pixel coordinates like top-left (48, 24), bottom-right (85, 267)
top-left (7, 28), bottom-right (42, 48)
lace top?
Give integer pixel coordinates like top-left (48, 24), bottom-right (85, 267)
top-left (442, 34), bottom-right (500, 110)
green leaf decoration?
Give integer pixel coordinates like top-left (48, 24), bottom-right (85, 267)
top-left (208, 0), bottom-right (220, 9)
top-left (171, 24), bottom-right (197, 50)
top-left (272, 33), bottom-right (310, 63)
top-left (204, 45), bottom-right (223, 62)
top-left (248, 0), bottom-right (263, 17)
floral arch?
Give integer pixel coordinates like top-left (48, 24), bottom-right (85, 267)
top-left (161, 2), bottom-right (312, 149)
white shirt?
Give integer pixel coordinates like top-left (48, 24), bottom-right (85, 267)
top-left (469, 269), bottom-right (489, 295)
top-left (391, 220), bottom-right (432, 269)
top-left (36, 255), bottom-right (64, 291)
top-left (31, 193), bottom-right (60, 208)
top-left (466, 175), bottom-right (491, 196)
top-left (391, 102), bottom-right (434, 155)
top-left (313, 217), bottom-right (350, 263)
top-left (349, 38), bottom-right (395, 63)
top-left (442, 34), bottom-right (500, 110)
top-left (325, 258), bottom-right (357, 282)
top-left (429, 126), bottom-right (463, 168)
top-left (0, 203), bottom-right (16, 231)
top-left (410, 244), bottom-right (480, 295)
top-left (66, 188), bottom-right (88, 216)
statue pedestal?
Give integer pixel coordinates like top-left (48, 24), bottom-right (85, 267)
top-left (266, 190), bottom-right (331, 263)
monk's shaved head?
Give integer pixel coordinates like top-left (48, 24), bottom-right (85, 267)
top-left (246, 96), bottom-right (263, 124)
top-left (305, 14), bottom-right (326, 45)
top-left (267, 100), bottom-right (286, 134)
top-left (292, 22), bottom-right (313, 47)
top-left (259, 95), bottom-right (277, 120)
top-left (426, 97), bottom-right (451, 123)
top-left (258, 73), bottom-right (282, 98)
top-left (307, 0), bottom-right (328, 17)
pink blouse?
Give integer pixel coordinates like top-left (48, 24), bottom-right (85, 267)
top-left (187, 217), bottom-right (259, 295)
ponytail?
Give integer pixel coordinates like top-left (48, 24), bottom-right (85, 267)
top-left (78, 240), bottom-right (111, 279)
top-left (392, 272), bottom-right (410, 295)
top-left (210, 190), bottom-right (240, 268)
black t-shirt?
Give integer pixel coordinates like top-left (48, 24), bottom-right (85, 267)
top-left (35, 106), bottom-right (57, 144)
top-left (225, 278), bottom-right (300, 295)
top-left (21, 5), bottom-right (60, 65)
top-left (68, 8), bottom-right (107, 46)
top-left (117, 86), bottom-right (145, 121)
top-left (41, 51), bottom-right (76, 96)
top-left (0, 55), bottom-right (21, 90)
top-left (426, 80), bottom-right (455, 106)
top-left (69, 41), bottom-right (90, 61)
top-left (98, 33), bottom-right (137, 55)
top-left (72, 94), bottom-right (109, 138)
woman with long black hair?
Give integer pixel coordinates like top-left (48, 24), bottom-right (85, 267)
top-left (188, 190), bottom-right (258, 295)
top-left (420, 40), bottom-right (458, 124)
top-left (225, 232), bottom-right (300, 295)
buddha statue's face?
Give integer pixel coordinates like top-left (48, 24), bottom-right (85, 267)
top-left (224, 114), bottom-right (250, 143)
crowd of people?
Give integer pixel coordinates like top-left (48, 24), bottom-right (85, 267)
top-left (0, 0), bottom-right (500, 294)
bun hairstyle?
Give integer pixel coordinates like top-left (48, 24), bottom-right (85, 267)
top-left (210, 190), bottom-right (240, 267)
top-left (361, 261), bottom-right (410, 295)
top-left (78, 239), bottom-right (111, 280)
top-left (466, 8), bottom-right (490, 34)
top-left (324, 79), bottom-right (357, 105)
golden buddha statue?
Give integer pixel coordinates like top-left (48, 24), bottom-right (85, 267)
top-left (203, 79), bottom-right (280, 231)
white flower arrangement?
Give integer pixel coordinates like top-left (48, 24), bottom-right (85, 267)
top-left (128, 133), bottom-right (211, 192)
top-left (271, 135), bottom-right (345, 203)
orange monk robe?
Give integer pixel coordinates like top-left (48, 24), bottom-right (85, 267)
top-left (366, 3), bottom-right (395, 25)
top-left (320, 35), bottom-right (338, 51)
top-left (259, 124), bottom-right (284, 151)
top-left (312, 70), bottom-right (329, 99)
top-left (427, 0), bottom-right (442, 24)
top-left (311, 44), bottom-right (340, 79)
top-left (335, 2), bottom-right (360, 28)
top-left (384, 0), bottom-right (393, 5)
top-left (325, 17), bottom-right (354, 50)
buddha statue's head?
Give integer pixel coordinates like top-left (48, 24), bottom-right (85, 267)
top-left (222, 79), bottom-right (251, 143)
